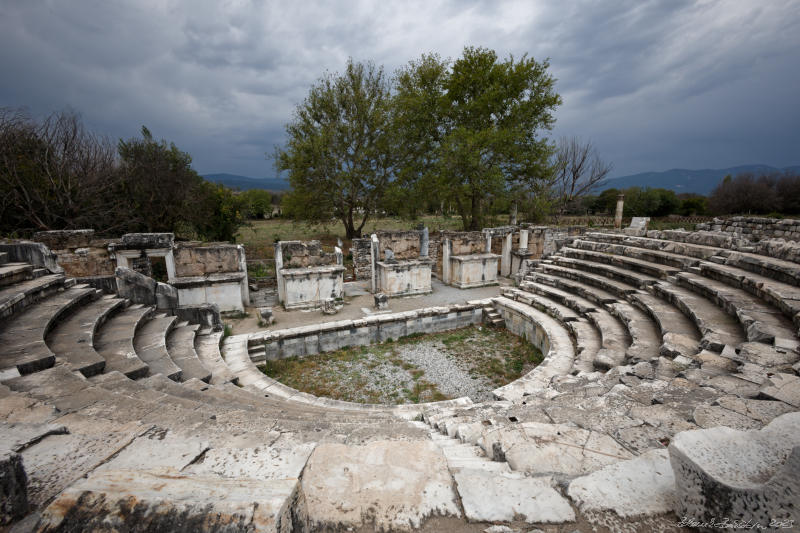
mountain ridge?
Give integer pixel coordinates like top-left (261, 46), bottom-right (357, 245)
top-left (203, 173), bottom-right (289, 191)
top-left (597, 164), bottom-right (800, 195)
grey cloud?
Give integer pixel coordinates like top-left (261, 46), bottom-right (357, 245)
top-left (0, 0), bottom-right (798, 179)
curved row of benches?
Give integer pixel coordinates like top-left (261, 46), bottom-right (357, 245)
top-left (2, 227), bottom-right (799, 531)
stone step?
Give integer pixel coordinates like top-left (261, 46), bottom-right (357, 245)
top-left (630, 291), bottom-right (702, 359)
top-left (166, 325), bottom-right (212, 383)
top-left (526, 270), bottom-right (618, 305)
top-left (567, 318), bottom-right (604, 374)
top-left (560, 246), bottom-right (681, 279)
top-left (132, 315), bottom-right (182, 381)
top-left (571, 238), bottom-right (699, 269)
top-left (518, 281), bottom-right (628, 370)
top-left (0, 274), bottom-right (68, 320)
top-left (716, 249), bottom-right (800, 288)
top-left (45, 294), bottom-right (127, 377)
top-left (491, 296), bottom-right (577, 401)
top-left (535, 264), bottom-right (701, 361)
top-left (0, 262), bottom-right (33, 287)
top-left (504, 287), bottom-right (580, 322)
top-left (652, 281), bottom-right (747, 352)
top-left (550, 255), bottom-right (660, 289)
top-left (194, 331), bottom-right (238, 385)
top-left (676, 272), bottom-right (798, 347)
top-left (583, 231), bottom-right (722, 260)
top-left (94, 304), bottom-right (153, 379)
top-left (0, 287), bottom-right (98, 378)
top-left (606, 300), bottom-right (662, 363)
top-left (699, 261), bottom-right (800, 326)
top-left (536, 263), bottom-right (637, 298)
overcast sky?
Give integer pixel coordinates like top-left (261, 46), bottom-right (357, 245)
top-left (1, 1), bottom-right (798, 180)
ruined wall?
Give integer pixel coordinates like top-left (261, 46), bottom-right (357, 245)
top-left (32, 230), bottom-right (116, 278)
top-left (528, 226), bottom-right (588, 258)
top-left (173, 243), bottom-right (242, 277)
top-left (697, 216), bottom-right (800, 242)
top-left (278, 240), bottom-right (336, 268)
top-left (351, 238), bottom-right (372, 280)
top-left (351, 230), bottom-right (428, 281)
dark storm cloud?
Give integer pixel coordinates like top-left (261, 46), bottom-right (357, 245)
top-left (1, 0), bottom-right (798, 179)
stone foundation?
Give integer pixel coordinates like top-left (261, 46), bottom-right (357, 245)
top-left (279, 266), bottom-right (345, 310)
top-left (376, 259), bottom-right (433, 297)
top-left (447, 253), bottom-right (499, 288)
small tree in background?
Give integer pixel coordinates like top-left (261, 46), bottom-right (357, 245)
top-left (551, 136), bottom-right (613, 217)
top-left (276, 60), bottom-right (394, 239)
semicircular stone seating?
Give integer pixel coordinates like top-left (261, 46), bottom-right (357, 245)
top-left (1, 224), bottom-right (799, 532)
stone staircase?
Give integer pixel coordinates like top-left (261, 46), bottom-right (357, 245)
top-left (1, 228), bottom-right (799, 531)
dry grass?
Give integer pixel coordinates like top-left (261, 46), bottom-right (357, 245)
top-left (235, 215), bottom-right (473, 262)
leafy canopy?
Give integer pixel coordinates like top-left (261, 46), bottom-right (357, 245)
top-left (393, 47), bottom-right (561, 230)
top-left (276, 60), bottom-right (393, 238)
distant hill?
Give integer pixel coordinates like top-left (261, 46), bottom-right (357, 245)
top-left (597, 165), bottom-right (800, 195)
top-left (203, 173), bottom-right (289, 191)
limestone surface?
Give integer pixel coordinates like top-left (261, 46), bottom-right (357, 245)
top-left (300, 440), bottom-right (461, 531)
top-left (453, 468), bottom-right (575, 523)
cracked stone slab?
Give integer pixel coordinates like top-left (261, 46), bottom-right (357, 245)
top-left (184, 442), bottom-right (316, 480)
top-left (0, 422), bottom-right (67, 453)
top-left (36, 469), bottom-right (299, 532)
top-left (300, 440), bottom-right (460, 531)
top-left (714, 395), bottom-right (795, 424)
top-left (453, 468), bottom-right (575, 523)
top-left (669, 412), bottom-right (800, 528)
top-left (94, 427), bottom-right (208, 473)
top-left (692, 404), bottom-right (762, 430)
top-left (481, 422), bottom-right (635, 476)
top-left (759, 373), bottom-right (800, 407)
top-left (567, 449), bottom-right (676, 517)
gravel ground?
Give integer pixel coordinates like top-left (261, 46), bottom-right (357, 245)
top-left (392, 340), bottom-right (498, 402)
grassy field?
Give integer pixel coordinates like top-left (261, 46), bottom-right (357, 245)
top-left (235, 215), bottom-right (470, 263)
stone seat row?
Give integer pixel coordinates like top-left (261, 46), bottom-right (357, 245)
top-left (0, 259), bottom-right (218, 388)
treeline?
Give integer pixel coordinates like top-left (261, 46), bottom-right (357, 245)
top-left (708, 171), bottom-right (800, 215)
top-left (0, 108), bottom-right (246, 240)
top-left (561, 170), bottom-right (800, 219)
top-left (573, 188), bottom-right (707, 217)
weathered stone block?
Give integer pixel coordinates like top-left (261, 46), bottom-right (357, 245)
top-left (669, 412), bottom-right (800, 529)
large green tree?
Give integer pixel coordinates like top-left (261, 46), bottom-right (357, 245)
top-left (394, 47), bottom-right (561, 230)
top-left (276, 59), bottom-right (393, 238)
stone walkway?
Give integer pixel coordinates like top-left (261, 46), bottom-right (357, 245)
top-left (228, 278), bottom-right (509, 334)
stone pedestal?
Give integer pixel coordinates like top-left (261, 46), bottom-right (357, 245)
top-left (279, 265), bottom-right (345, 310)
top-left (448, 253), bottom-right (500, 289)
top-left (171, 272), bottom-right (247, 312)
top-left (376, 259), bottom-right (433, 297)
